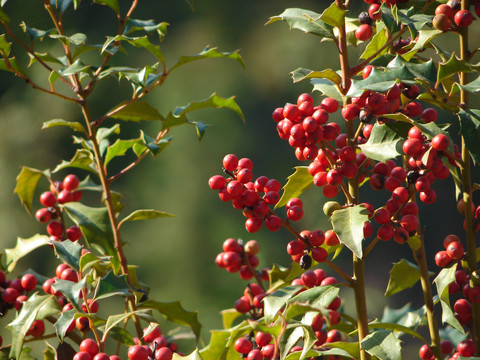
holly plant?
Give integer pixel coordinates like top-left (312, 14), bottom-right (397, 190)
top-left (1, 0), bottom-right (480, 360)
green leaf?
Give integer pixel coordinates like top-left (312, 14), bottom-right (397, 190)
top-left (276, 166), bottom-right (312, 209)
top-left (50, 0), bottom-right (73, 13)
top-left (8, 294), bottom-right (60, 359)
top-left (107, 326), bottom-right (136, 346)
top-left (93, 0), bottom-right (119, 13)
top-left (0, 34), bottom-right (11, 56)
top-left (14, 166), bottom-right (49, 213)
top-left (319, 2), bottom-right (347, 28)
top-left (434, 264), bottom-right (457, 302)
top-left (439, 298), bottom-right (464, 333)
top-left (138, 300), bottom-right (202, 340)
top-left (361, 330), bottom-right (402, 360)
top-left (268, 262), bottom-right (304, 292)
top-left (94, 271), bottom-right (132, 300)
top-left (311, 77), bottom-right (343, 101)
top-left (263, 285), bottom-right (301, 323)
top-left (162, 93), bottom-right (244, 130)
top-left (110, 35), bottom-right (164, 64)
top-left (331, 205), bottom-right (370, 259)
top-left (4, 234), bottom-right (49, 272)
top-left (52, 240), bottom-right (83, 271)
top-left (0, 7), bottom-right (10, 23)
top-left (79, 251), bottom-right (102, 273)
top-left (124, 19), bottom-right (169, 39)
top-left (287, 285), bottom-right (339, 309)
top-left (109, 100), bottom-right (164, 122)
top-left (266, 8), bottom-right (334, 40)
top-left (437, 53), bottom-right (473, 84)
top-left (104, 310), bottom-right (152, 337)
top-left (52, 278), bottom-right (87, 310)
top-left (358, 123), bottom-right (407, 162)
top-left (290, 68), bottom-right (341, 85)
top-left (360, 25), bottom-right (388, 60)
top-left (385, 259), bottom-right (421, 297)
top-left (104, 138), bottom-right (140, 167)
top-left (458, 108), bottom-right (480, 165)
top-left (132, 131), bottom-right (172, 158)
top-left (220, 309), bottom-right (242, 329)
top-left (63, 203), bottom-right (119, 271)
top-left (172, 349), bottom-right (204, 360)
top-left (55, 309), bottom-right (76, 341)
top-left (352, 320), bottom-right (426, 343)
top-left (457, 74), bottom-right (480, 94)
top-left (169, 46), bottom-right (245, 73)
top-left (199, 330), bottom-right (231, 360)
top-left (20, 22), bottom-right (53, 41)
top-left (57, 58), bottom-right (90, 76)
top-left (42, 119), bottom-right (86, 133)
top-left (52, 149), bottom-right (98, 175)
top-left (118, 209), bottom-right (175, 228)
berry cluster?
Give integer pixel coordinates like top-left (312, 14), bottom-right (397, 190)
top-left (286, 229), bottom-right (329, 269)
top-left (35, 174), bottom-right (83, 242)
top-left (234, 283), bottom-right (266, 316)
top-left (433, 0), bottom-right (479, 31)
top-left (215, 238), bottom-right (269, 281)
top-left (233, 331), bottom-right (275, 360)
top-left (0, 270), bottom-right (37, 317)
top-left (209, 154), bottom-right (288, 233)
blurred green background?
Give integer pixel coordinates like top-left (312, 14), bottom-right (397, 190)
top-left (1, 0), bottom-right (479, 357)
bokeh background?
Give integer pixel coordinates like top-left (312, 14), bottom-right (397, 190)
top-left (0, 0), bottom-right (479, 357)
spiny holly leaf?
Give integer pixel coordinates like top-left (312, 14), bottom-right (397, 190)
top-left (104, 138), bottom-right (141, 167)
top-left (94, 271), bottom-right (132, 300)
top-left (331, 205), bottom-right (370, 259)
top-left (269, 262), bottom-right (304, 292)
top-left (439, 298), bottom-right (464, 333)
top-left (434, 264), bottom-right (458, 302)
top-left (93, 0), bottom-right (119, 13)
top-left (276, 166), bottom-right (313, 209)
top-left (198, 330), bottom-right (232, 360)
top-left (385, 259), bottom-right (421, 297)
top-left (50, 0), bottom-right (73, 13)
top-left (8, 294), bottom-right (60, 359)
top-left (387, 56), bottom-right (437, 85)
top-left (437, 53), bottom-right (473, 84)
top-left (109, 100), bottom-right (164, 122)
top-left (52, 278), bottom-right (87, 310)
top-left (457, 74), bottom-right (480, 94)
top-left (318, 2), bottom-right (347, 28)
top-left (263, 285), bottom-right (302, 323)
top-left (4, 234), bottom-right (49, 272)
top-left (172, 349), bottom-right (204, 360)
top-left (358, 123), bottom-right (406, 162)
top-left (381, 303), bottom-right (414, 324)
top-left (104, 310), bottom-right (153, 337)
top-left (138, 300), bottom-right (201, 339)
top-left (52, 239), bottom-right (83, 270)
top-left (266, 8), bottom-right (334, 40)
top-left (347, 66), bottom-right (416, 97)
top-left (52, 149), bottom-right (98, 175)
top-left (291, 68), bottom-right (341, 85)
top-left (118, 209), bottom-right (175, 228)
top-left (55, 309), bottom-right (76, 341)
top-left (20, 23), bottom-right (54, 41)
top-left (107, 35), bottom-right (164, 64)
top-left (42, 118), bottom-right (86, 133)
top-left (63, 203), bottom-right (119, 271)
top-left (458, 109), bottom-right (480, 165)
top-left (287, 285), bottom-right (339, 309)
top-left (0, 34), bottom-right (10, 56)
top-left (169, 46), bottom-right (245, 73)
top-left (14, 166), bottom-right (49, 213)
top-left (352, 320), bottom-right (426, 343)
top-left (107, 326), bottom-right (136, 346)
top-left (281, 326), bottom-right (316, 360)
top-left (361, 25), bottom-right (388, 60)
top-left (361, 330), bottom-right (402, 360)
top-left (221, 309), bottom-right (242, 329)
top-left (403, 30), bottom-right (443, 61)
top-left (311, 77), bottom-right (343, 101)
top-left (124, 19), bottom-right (169, 39)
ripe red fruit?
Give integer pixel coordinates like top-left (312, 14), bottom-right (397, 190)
top-left (435, 250), bottom-right (452, 267)
top-left (40, 191), bottom-right (57, 207)
top-left (435, 4), bottom-right (454, 18)
top-left (93, 354), bottom-right (110, 360)
top-left (82, 299), bottom-right (99, 313)
top-left (320, 97), bottom-right (339, 113)
top-left (377, 224), bottom-right (394, 241)
top-left (368, 3), bottom-right (381, 20)
top-left (301, 270), bottom-right (317, 288)
top-left (80, 339), bottom-right (99, 357)
top-left (324, 230), bottom-right (339, 246)
top-left (63, 174), bottom-right (80, 191)
top-left (431, 134), bottom-right (449, 151)
top-left (440, 340), bottom-right (454, 355)
top-left (454, 10), bottom-right (474, 27)
top-left (341, 104), bottom-right (360, 121)
top-left (446, 241), bottom-right (464, 260)
top-left (457, 339), bottom-right (475, 357)
top-left (128, 345), bottom-right (149, 360)
top-left (245, 217), bottom-right (263, 233)
top-left (234, 338), bottom-right (252, 354)
top-left (311, 247), bottom-right (328, 263)
top-left (287, 240), bottom-right (305, 256)
top-left (208, 175), bottom-right (226, 190)
top-left (21, 273), bottom-right (37, 291)
top-left (27, 319), bottom-right (45, 337)
top-left (265, 215), bottom-right (282, 231)
top-left (66, 226), bottom-right (83, 241)
top-left (287, 205), bottom-right (303, 221)
top-left (326, 329), bottom-right (342, 343)
top-left (35, 208), bottom-right (51, 223)
top-left (222, 154), bottom-right (238, 171)
top-left (47, 220), bottom-right (64, 236)
top-left (419, 344), bottom-right (433, 360)
top-left (73, 352), bottom-right (92, 360)
top-left (355, 24), bottom-right (373, 41)
top-left (421, 108), bottom-right (438, 123)
top-left (57, 190), bottom-right (73, 204)
top-left (2, 287), bottom-right (19, 303)
top-left (76, 316), bottom-right (90, 332)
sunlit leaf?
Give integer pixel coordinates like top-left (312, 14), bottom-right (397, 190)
top-left (331, 205), bottom-right (370, 259)
top-left (361, 330), bottom-right (402, 360)
top-left (94, 271), bottom-right (132, 300)
top-left (118, 209), bottom-right (175, 228)
top-left (4, 234), bottom-right (49, 272)
top-left (290, 68), bottom-right (341, 85)
top-left (276, 166), bottom-right (312, 209)
top-left (109, 100), bottom-right (164, 122)
top-left (170, 46), bottom-right (245, 72)
top-left (458, 108), bottom-right (480, 165)
top-left (42, 119), bottom-right (86, 133)
top-left (94, 0), bottom-right (119, 13)
top-left (14, 166), bottom-right (49, 213)
top-left (385, 259), bottom-right (421, 297)
top-left (358, 123), bottom-right (407, 162)
top-left (51, 240), bottom-right (83, 271)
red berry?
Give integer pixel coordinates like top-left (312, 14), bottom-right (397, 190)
top-left (27, 319), bottom-right (45, 337)
top-left (21, 273), bottom-right (37, 291)
top-left (446, 241), bottom-right (464, 260)
top-left (74, 352), bottom-right (92, 360)
top-left (431, 134), bottom-right (449, 151)
top-left (2, 287), bottom-right (19, 303)
top-left (311, 247), bottom-right (328, 263)
top-left (355, 24), bottom-right (373, 41)
top-left (287, 205), bottom-right (303, 221)
top-left (35, 208), bottom-right (51, 223)
top-left (93, 354), bottom-right (110, 360)
top-left (301, 270), bottom-right (317, 288)
top-left (441, 340), bottom-right (454, 355)
top-left (363, 65), bottom-right (374, 79)
top-left (369, 3), bottom-right (381, 20)
top-left (421, 108), bottom-right (438, 123)
top-left (341, 104), bottom-right (360, 121)
top-left (457, 339), bottom-right (475, 357)
top-left (419, 344), bottom-right (433, 360)
top-left (80, 339), bottom-right (99, 357)
top-left (435, 250), bottom-right (452, 267)
top-left (155, 348), bottom-right (173, 360)
top-left (245, 217), bottom-right (263, 233)
top-left (223, 154), bottom-right (238, 171)
top-left (454, 10), bottom-right (474, 27)
top-left (234, 338), bottom-right (252, 354)
top-left (63, 174), bottom-right (80, 191)
top-left (40, 191), bottom-right (57, 207)
top-left (47, 220), bottom-right (64, 236)
top-left (435, 4), bottom-right (454, 18)
top-left (57, 190), bottom-right (73, 204)
top-left (265, 214), bottom-right (282, 231)
top-left (82, 299), bottom-right (99, 313)
top-left (128, 345), bottom-right (149, 360)
top-left (320, 97), bottom-right (339, 113)
top-left (208, 175), bottom-right (226, 190)
top-left (66, 226), bottom-right (82, 241)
